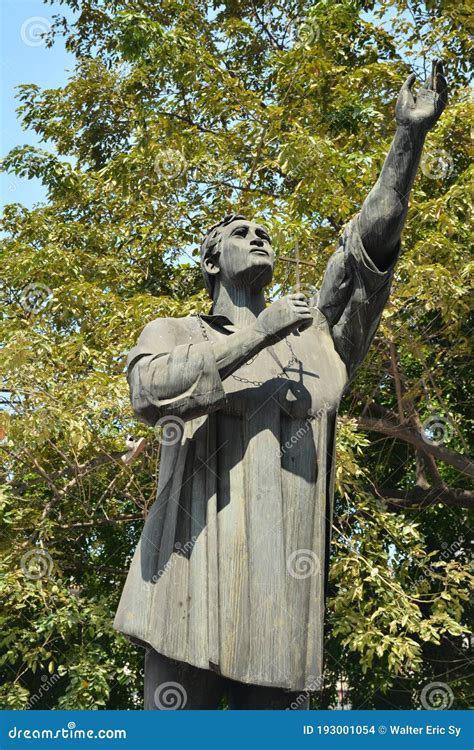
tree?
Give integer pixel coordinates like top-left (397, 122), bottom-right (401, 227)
top-left (1, 0), bottom-right (472, 709)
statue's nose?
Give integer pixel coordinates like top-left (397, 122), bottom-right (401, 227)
top-left (250, 238), bottom-right (264, 247)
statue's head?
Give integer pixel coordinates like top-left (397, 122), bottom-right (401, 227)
top-left (200, 214), bottom-right (274, 298)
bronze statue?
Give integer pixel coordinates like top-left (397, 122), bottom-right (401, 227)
top-left (114, 62), bottom-right (448, 709)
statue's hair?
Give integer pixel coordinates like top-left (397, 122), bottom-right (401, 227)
top-left (200, 214), bottom-right (248, 297)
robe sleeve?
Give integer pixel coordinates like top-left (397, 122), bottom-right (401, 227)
top-left (317, 214), bottom-right (400, 383)
top-left (126, 318), bottom-right (227, 426)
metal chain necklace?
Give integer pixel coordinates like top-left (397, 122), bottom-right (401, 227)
top-left (194, 314), bottom-right (300, 387)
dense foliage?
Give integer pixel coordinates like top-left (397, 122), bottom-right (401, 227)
top-left (1, 0), bottom-right (472, 709)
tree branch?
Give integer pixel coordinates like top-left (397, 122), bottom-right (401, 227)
top-left (62, 564), bottom-right (127, 576)
top-left (389, 340), bottom-right (405, 423)
top-left (375, 486), bottom-right (474, 511)
top-left (191, 176), bottom-right (279, 198)
top-left (56, 514), bottom-right (144, 530)
top-left (388, 342), bottom-right (445, 489)
top-left (356, 416), bottom-right (474, 478)
top-left (156, 109), bottom-right (218, 134)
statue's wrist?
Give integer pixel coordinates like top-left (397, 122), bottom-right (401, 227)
top-left (251, 320), bottom-right (270, 343)
top-left (396, 119), bottom-right (430, 138)
top-left (251, 321), bottom-right (276, 348)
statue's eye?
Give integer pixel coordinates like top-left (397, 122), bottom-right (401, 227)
top-left (233, 228), bottom-right (248, 238)
top-left (255, 228), bottom-right (271, 243)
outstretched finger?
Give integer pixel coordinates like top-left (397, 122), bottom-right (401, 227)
top-left (399, 72), bottom-right (416, 105)
top-left (435, 61), bottom-right (448, 106)
top-left (401, 72), bottom-right (417, 91)
top-left (429, 59), bottom-right (438, 90)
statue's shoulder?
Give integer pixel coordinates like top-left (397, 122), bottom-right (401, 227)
top-left (127, 315), bottom-right (200, 369)
top-left (137, 315), bottom-right (199, 347)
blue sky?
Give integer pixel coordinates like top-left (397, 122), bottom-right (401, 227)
top-left (1, 0), bottom-right (75, 208)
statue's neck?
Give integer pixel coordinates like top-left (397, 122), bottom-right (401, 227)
top-left (211, 282), bottom-right (266, 328)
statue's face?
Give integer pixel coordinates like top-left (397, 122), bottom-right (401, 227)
top-left (205, 219), bottom-right (274, 292)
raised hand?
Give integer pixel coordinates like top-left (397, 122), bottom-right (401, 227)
top-left (395, 59), bottom-right (448, 132)
top-left (254, 293), bottom-right (313, 343)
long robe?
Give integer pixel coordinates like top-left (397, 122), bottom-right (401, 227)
top-left (113, 215), bottom-right (398, 690)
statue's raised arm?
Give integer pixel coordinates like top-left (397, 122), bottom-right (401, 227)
top-left (316, 60), bottom-right (448, 383)
top-left (359, 60), bottom-right (448, 270)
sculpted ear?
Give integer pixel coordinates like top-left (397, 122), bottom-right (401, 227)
top-left (203, 253), bottom-right (220, 278)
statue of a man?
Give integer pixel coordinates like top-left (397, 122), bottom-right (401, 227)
top-left (114, 62), bottom-right (447, 709)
